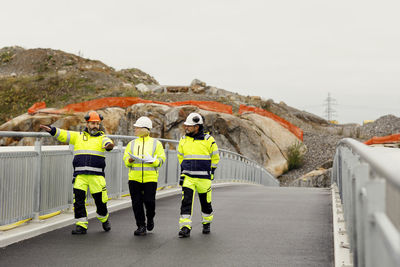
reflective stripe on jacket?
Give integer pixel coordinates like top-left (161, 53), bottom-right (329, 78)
top-left (54, 128), bottom-right (113, 177)
top-left (178, 131), bottom-right (219, 179)
top-left (123, 136), bottom-right (166, 183)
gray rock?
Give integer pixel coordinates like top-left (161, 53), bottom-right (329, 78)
top-left (135, 83), bottom-right (150, 92)
top-left (289, 168), bottom-right (331, 188)
top-left (190, 79), bottom-right (206, 87)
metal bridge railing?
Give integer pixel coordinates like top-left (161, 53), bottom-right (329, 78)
top-left (0, 131), bottom-right (278, 226)
top-left (332, 138), bottom-right (400, 267)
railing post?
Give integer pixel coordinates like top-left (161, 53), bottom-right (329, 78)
top-left (353, 163), bottom-right (369, 267)
top-left (164, 143), bottom-right (169, 184)
top-left (364, 179), bottom-right (386, 267)
top-left (68, 144), bottom-right (74, 212)
top-left (176, 146), bottom-right (180, 184)
top-left (33, 138), bottom-right (42, 222)
top-left (118, 141), bottom-right (123, 199)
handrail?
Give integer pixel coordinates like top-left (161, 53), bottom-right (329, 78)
top-left (0, 131), bottom-right (266, 172)
top-left (338, 138), bottom-right (400, 190)
top-left (332, 138), bottom-right (400, 267)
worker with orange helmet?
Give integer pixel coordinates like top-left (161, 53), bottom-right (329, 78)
top-left (40, 110), bottom-right (114, 235)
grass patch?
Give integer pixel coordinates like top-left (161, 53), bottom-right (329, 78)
top-left (287, 141), bottom-right (305, 171)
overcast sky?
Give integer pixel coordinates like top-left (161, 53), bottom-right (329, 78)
top-left (1, 0), bottom-right (400, 124)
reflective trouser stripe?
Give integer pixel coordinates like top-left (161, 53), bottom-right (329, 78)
top-left (76, 218), bottom-right (88, 229)
top-left (202, 213), bottom-right (213, 224)
top-left (97, 213), bottom-right (109, 223)
top-left (179, 215), bottom-right (192, 229)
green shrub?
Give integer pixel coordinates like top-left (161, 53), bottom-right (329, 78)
top-left (287, 141), bottom-right (305, 170)
top-left (0, 51), bottom-right (12, 63)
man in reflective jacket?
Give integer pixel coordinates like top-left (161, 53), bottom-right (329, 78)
top-left (40, 111), bottom-right (114, 235)
top-left (178, 112), bottom-right (220, 238)
top-left (123, 116), bottom-right (166, 236)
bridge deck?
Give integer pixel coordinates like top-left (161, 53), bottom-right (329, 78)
top-left (0, 185), bottom-right (333, 266)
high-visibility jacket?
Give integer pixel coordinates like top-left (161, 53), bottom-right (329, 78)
top-left (178, 130), bottom-right (219, 179)
top-left (123, 136), bottom-right (166, 183)
top-left (50, 127), bottom-right (113, 177)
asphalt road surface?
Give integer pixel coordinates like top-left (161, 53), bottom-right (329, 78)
top-left (0, 185), bottom-right (333, 267)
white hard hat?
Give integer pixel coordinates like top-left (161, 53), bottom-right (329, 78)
top-left (184, 112), bottom-right (203, 126)
top-left (134, 116), bottom-right (153, 129)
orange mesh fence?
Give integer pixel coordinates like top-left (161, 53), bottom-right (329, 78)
top-left (239, 105), bottom-right (303, 141)
top-left (60, 97), bottom-right (152, 112)
top-left (28, 102), bottom-right (46, 115)
top-left (364, 134), bottom-right (400, 145)
top-left (27, 97), bottom-right (233, 115)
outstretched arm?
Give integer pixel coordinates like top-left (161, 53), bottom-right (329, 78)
top-left (40, 124), bottom-right (56, 136)
top-left (39, 124), bottom-right (77, 144)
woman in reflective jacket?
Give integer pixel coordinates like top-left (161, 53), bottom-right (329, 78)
top-left (123, 116), bottom-right (166, 236)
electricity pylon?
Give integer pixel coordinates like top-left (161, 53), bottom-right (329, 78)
top-left (324, 92), bottom-right (337, 122)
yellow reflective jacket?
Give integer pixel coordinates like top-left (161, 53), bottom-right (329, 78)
top-left (178, 130), bottom-right (219, 179)
top-left (123, 136), bottom-right (166, 183)
top-left (51, 127), bottom-right (113, 177)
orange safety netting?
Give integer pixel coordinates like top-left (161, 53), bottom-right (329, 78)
top-left (27, 97), bottom-right (233, 115)
top-left (28, 102), bottom-right (46, 115)
top-left (364, 133), bottom-right (400, 145)
top-left (238, 105), bottom-right (303, 141)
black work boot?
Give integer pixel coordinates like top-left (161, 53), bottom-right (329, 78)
top-left (102, 220), bottom-right (111, 232)
top-left (134, 226), bottom-right (147, 236)
top-left (147, 219), bottom-right (154, 231)
top-left (202, 223), bottom-right (211, 234)
top-left (71, 225), bottom-right (87, 235)
top-left (178, 227), bottom-right (191, 238)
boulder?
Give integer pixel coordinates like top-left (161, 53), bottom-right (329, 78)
top-left (289, 168), bottom-right (331, 187)
top-left (135, 83), bottom-right (150, 93)
top-left (190, 79), bottom-right (206, 87)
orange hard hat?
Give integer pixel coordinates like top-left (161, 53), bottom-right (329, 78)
top-left (84, 111), bottom-right (103, 122)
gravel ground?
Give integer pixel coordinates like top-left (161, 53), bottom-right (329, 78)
top-left (278, 131), bottom-right (344, 186)
top-left (278, 114), bottom-right (400, 186)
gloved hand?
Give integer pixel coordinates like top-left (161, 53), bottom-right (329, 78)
top-left (179, 175), bottom-right (185, 186)
top-left (39, 124), bottom-right (56, 136)
top-left (211, 167), bottom-right (216, 180)
top-left (104, 142), bottom-right (114, 151)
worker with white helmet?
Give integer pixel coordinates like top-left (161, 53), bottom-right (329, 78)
top-left (123, 116), bottom-right (166, 236)
top-left (177, 112), bottom-right (220, 238)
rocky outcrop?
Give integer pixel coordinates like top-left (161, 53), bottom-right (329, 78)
top-left (0, 103), bottom-right (305, 177)
top-left (289, 168), bottom-right (331, 188)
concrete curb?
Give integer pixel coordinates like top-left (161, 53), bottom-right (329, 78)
top-left (331, 183), bottom-right (353, 267)
top-left (0, 182), bottom-right (249, 248)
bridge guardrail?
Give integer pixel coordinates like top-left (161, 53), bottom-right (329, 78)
top-left (332, 138), bottom-right (400, 267)
top-left (0, 131), bottom-right (278, 226)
